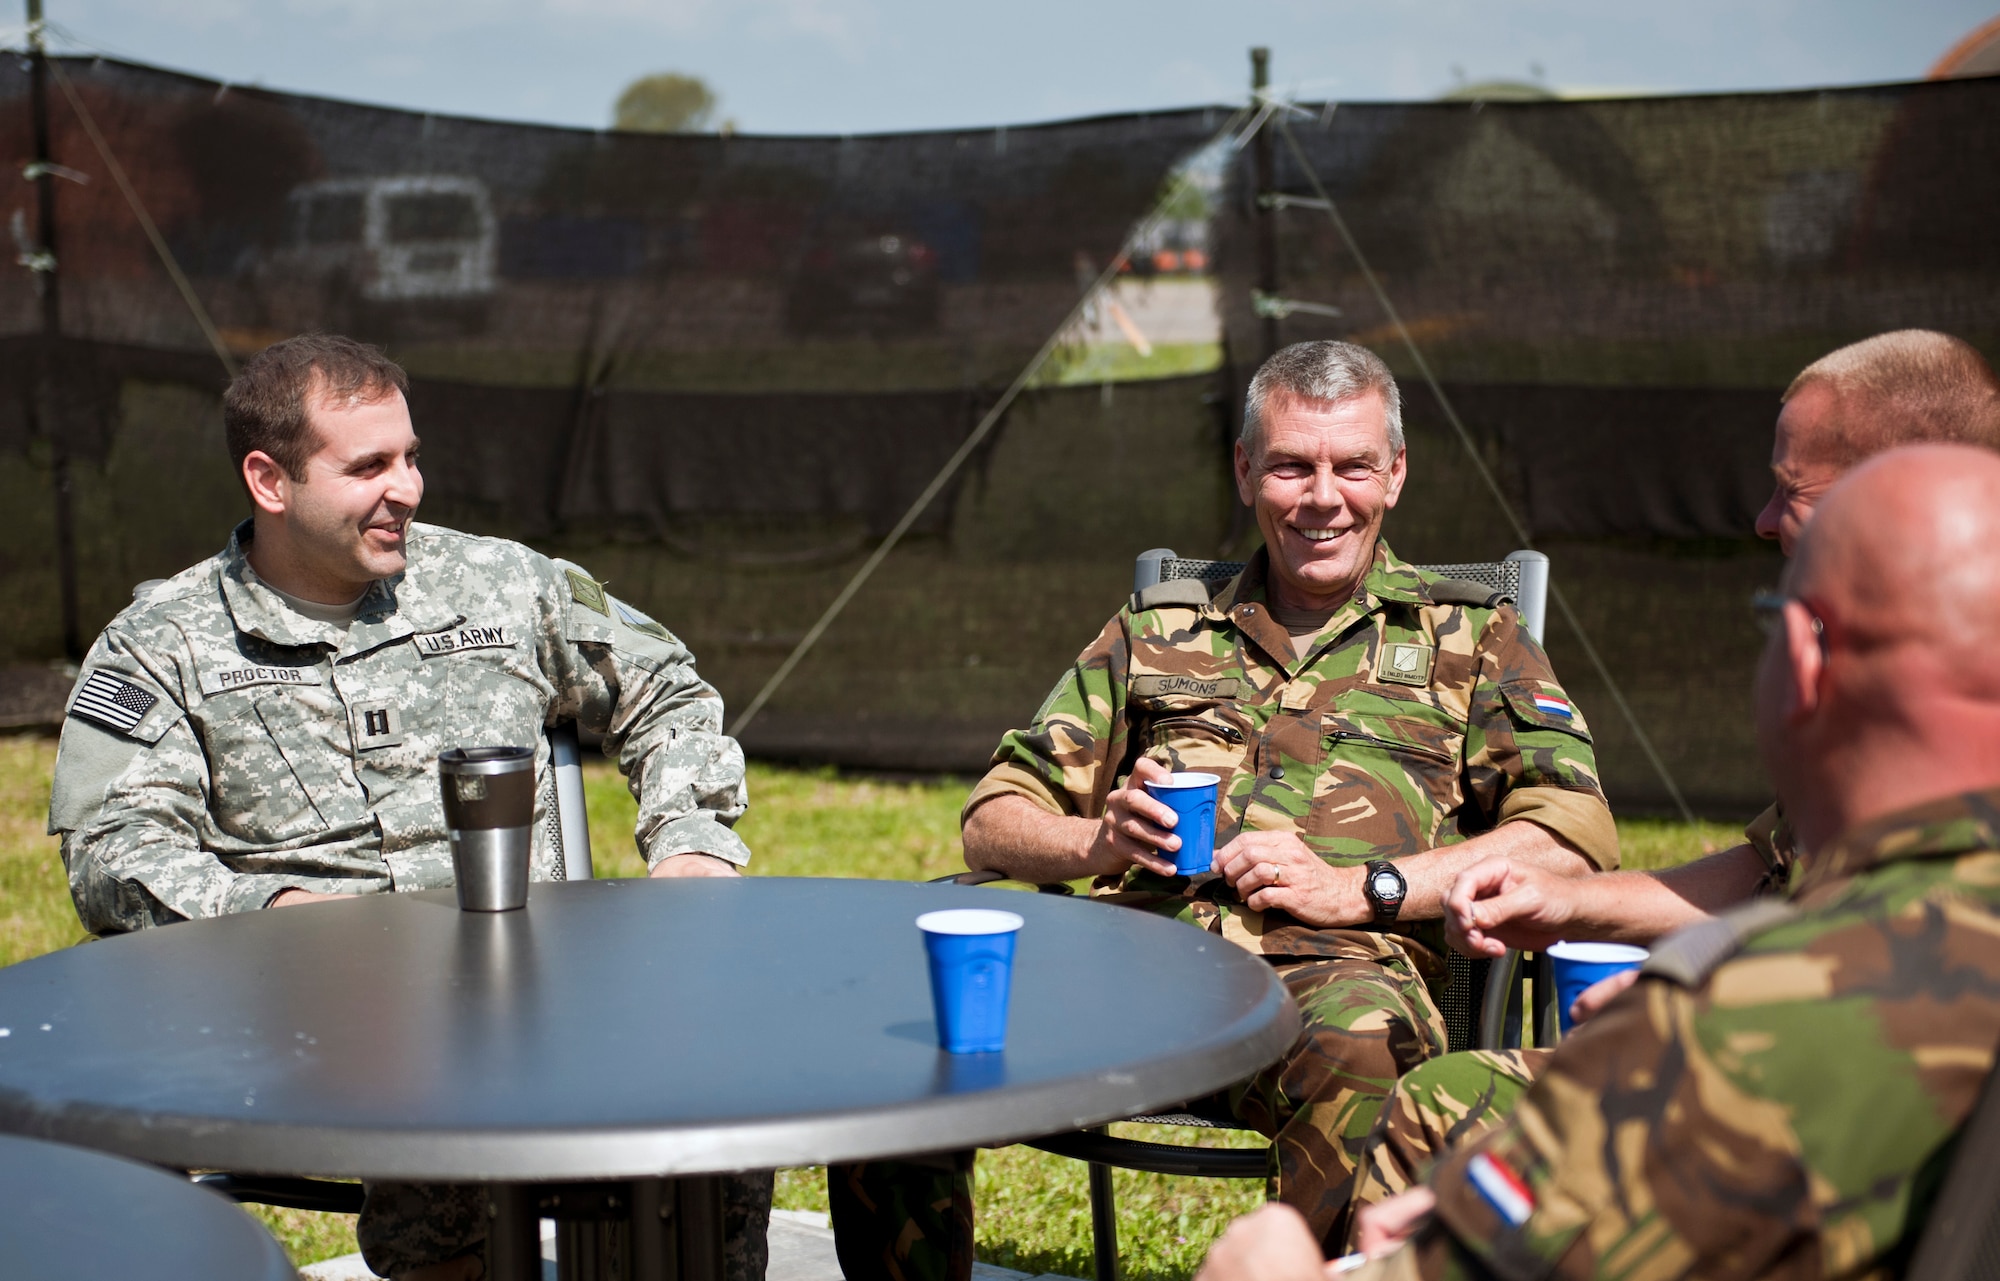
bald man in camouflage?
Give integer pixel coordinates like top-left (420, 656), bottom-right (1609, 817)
top-left (1338, 330), bottom-right (2000, 1238)
top-left (828, 340), bottom-right (1618, 1280)
top-left (1214, 441), bottom-right (2000, 1279)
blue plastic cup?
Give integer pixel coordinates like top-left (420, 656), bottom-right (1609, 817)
top-left (1547, 941), bottom-right (1649, 1033)
top-left (1142, 772), bottom-right (1221, 876)
top-left (917, 908), bottom-right (1025, 1054)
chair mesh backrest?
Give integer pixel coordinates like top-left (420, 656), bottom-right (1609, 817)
top-left (1158, 556), bottom-right (1517, 1053)
top-left (1157, 558), bottom-right (1522, 602)
top-left (1161, 558), bottom-right (1245, 583)
top-left (539, 760), bottom-right (566, 881)
top-left (1440, 953), bottom-right (1490, 1054)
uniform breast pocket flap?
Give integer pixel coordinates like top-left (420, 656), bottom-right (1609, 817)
top-left (244, 696), bottom-right (371, 836)
top-left (1141, 707), bottom-right (1251, 775)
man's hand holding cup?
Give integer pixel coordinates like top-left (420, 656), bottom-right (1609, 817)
top-left (1084, 756), bottom-right (1188, 878)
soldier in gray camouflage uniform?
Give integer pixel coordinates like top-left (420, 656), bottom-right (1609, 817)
top-left (49, 333), bottom-right (767, 1281)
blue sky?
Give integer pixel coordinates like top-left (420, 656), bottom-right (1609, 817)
top-left (30, 1), bottom-right (1999, 134)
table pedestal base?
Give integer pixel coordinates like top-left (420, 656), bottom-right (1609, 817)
top-left (485, 1176), bottom-right (727, 1281)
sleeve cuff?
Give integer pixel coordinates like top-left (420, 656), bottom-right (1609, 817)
top-left (219, 874), bottom-right (302, 917)
top-left (642, 814), bottom-right (752, 869)
top-left (960, 762), bottom-right (1070, 829)
top-left (1499, 786), bottom-right (1620, 871)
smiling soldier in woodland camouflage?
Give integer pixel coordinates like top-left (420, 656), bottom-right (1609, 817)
top-left (47, 333), bottom-right (763, 1281)
top-left (826, 340), bottom-right (1618, 1281)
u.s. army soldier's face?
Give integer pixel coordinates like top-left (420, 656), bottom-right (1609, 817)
top-left (1234, 387), bottom-right (1407, 611)
top-left (283, 388), bottom-right (425, 597)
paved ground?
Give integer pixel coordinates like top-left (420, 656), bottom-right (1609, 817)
top-left (298, 1210), bottom-right (1079, 1281)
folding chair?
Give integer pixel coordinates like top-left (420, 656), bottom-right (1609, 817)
top-left (970, 548), bottom-right (1560, 1281)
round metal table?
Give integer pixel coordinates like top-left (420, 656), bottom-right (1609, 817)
top-left (0, 878), bottom-right (1297, 1280)
top-left (0, 1131), bottom-right (296, 1280)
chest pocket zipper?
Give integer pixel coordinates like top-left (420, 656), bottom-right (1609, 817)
top-left (1151, 715), bottom-right (1244, 746)
top-left (1328, 729), bottom-right (1455, 764)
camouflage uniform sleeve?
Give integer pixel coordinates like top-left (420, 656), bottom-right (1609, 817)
top-left (1461, 606), bottom-right (1616, 870)
top-left (1417, 979), bottom-right (1820, 1280)
top-left (539, 559), bottom-right (750, 869)
top-left (53, 632), bottom-right (307, 932)
top-left (960, 610), bottom-right (1133, 827)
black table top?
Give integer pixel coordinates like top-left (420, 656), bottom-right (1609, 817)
top-left (0, 878), bottom-right (1297, 1181)
top-left (0, 1131), bottom-right (295, 1280)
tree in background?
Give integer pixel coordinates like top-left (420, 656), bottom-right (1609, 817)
top-left (614, 73), bottom-right (720, 132)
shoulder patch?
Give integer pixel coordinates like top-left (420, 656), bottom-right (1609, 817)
top-left (565, 569), bottom-right (609, 617)
top-left (1501, 680), bottom-right (1592, 739)
top-left (613, 598), bottom-right (674, 642)
top-left (1425, 576), bottom-right (1508, 609)
top-left (1132, 578), bottom-right (1218, 612)
top-left (69, 670), bottom-right (160, 736)
top-left (1642, 898), bottom-right (1798, 987)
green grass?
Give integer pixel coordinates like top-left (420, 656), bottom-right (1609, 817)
top-left (1615, 817), bottom-right (1745, 872)
top-left (0, 743), bottom-right (1731, 1276)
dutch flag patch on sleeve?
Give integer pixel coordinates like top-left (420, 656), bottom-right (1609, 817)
top-left (1532, 693), bottom-right (1574, 721)
top-left (70, 670), bottom-right (159, 735)
top-left (1466, 1151), bottom-right (1536, 1227)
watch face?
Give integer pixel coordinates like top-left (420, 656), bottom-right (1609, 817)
top-left (1371, 870), bottom-right (1402, 900)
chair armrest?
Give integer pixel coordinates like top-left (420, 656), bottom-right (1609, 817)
top-left (193, 1173), bottom-right (366, 1214)
top-left (930, 870), bottom-right (1005, 886)
top-left (1021, 1130), bottom-right (1268, 1178)
top-left (1478, 948), bottom-right (1526, 1051)
top-left (925, 870), bottom-right (1074, 896)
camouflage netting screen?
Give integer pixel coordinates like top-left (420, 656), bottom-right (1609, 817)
top-left (1, 56), bottom-right (1996, 818)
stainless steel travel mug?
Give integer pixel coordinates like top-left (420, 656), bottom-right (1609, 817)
top-left (439, 746), bottom-right (537, 911)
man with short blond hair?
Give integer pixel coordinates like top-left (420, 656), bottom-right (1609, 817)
top-left (1757, 328), bottom-right (2000, 553)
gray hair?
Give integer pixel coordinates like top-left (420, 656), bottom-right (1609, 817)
top-left (1241, 340), bottom-right (1404, 455)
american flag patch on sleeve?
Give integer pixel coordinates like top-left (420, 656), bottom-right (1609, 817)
top-left (70, 670), bottom-right (159, 735)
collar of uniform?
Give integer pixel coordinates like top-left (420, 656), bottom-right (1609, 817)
top-left (1218, 540), bottom-right (1419, 674)
top-left (340, 526), bottom-right (463, 658)
top-left (219, 523), bottom-right (346, 650)
top-left (1794, 786), bottom-right (2000, 896)
top-left (1214, 550), bottom-right (1307, 672)
top-left (218, 520), bottom-right (460, 655)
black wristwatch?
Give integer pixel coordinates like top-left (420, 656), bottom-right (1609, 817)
top-left (1362, 859), bottom-right (1407, 923)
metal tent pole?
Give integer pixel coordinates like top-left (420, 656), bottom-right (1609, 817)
top-left (1250, 47), bottom-right (1279, 362)
top-left (25, 0), bottom-right (80, 660)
